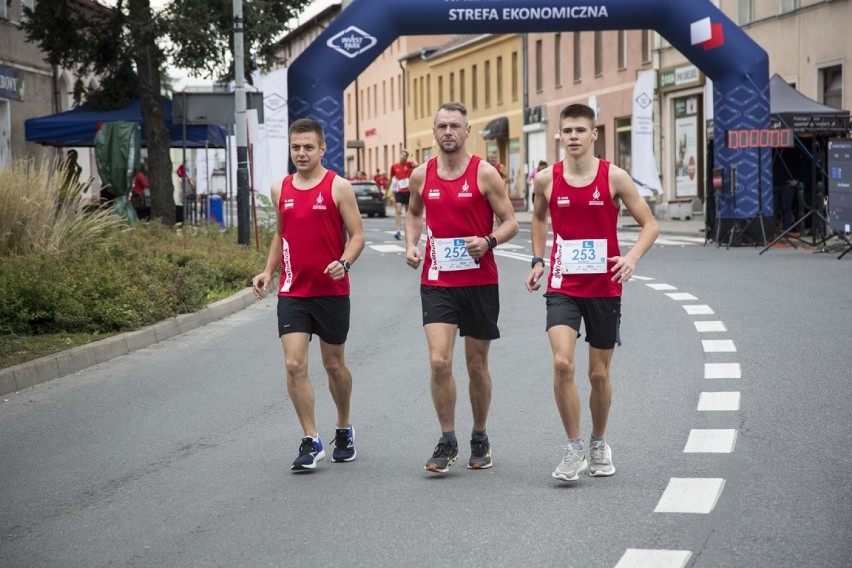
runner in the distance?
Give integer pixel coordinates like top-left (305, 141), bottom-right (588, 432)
top-left (405, 102), bottom-right (519, 474)
top-left (390, 149), bottom-right (416, 240)
top-left (525, 103), bottom-right (658, 482)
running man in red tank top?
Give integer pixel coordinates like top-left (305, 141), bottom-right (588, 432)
top-left (405, 102), bottom-right (519, 473)
top-left (525, 104), bottom-right (659, 482)
top-left (252, 118), bottom-right (365, 473)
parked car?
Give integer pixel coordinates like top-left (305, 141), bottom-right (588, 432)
top-left (352, 181), bottom-right (387, 217)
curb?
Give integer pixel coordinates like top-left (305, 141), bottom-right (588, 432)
top-left (0, 288), bottom-right (257, 397)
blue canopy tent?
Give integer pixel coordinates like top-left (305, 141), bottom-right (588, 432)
top-left (25, 97), bottom-right (227, 148)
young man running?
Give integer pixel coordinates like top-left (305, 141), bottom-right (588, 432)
top-left (525, 104), bottom-right (658, 482)
top-left (252, 118), bottom-right (365, 472)
top-left (405, 102), bottom-right (519, 473)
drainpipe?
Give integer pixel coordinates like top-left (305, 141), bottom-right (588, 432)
top-left (398, 59), bottom-right (407, 149)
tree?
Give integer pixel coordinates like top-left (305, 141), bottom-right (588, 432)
top-left (24, 0), bottom-right (311, 225)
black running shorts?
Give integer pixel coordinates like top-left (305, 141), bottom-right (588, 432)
top-left (544, 292), bottom-right (622, 349)
top-left (420, 284), bottom-right (500, 340)
top-left (394, 191), bottom-right (410, 206)
top-left (277, 295), bottom-right (350, 345)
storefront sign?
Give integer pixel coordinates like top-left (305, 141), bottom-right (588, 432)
top-left (659, 64), bottom-right (704, 93)
top-left (0, 66), bottom-right (24, 101)
top-left (674, 96), bottom-right (700, 198)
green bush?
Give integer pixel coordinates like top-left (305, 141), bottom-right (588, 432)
top-left (0, 222), bottom-right (269, 336)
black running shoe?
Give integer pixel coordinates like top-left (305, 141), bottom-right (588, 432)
top-left (468, 434), bottom-right (493, 469)
top-left (331, 425), bottom-right (356, 463)
top-left (424, 437), bottom-right (459, 473)
top-left (291, 436), bottom-right (325, 472)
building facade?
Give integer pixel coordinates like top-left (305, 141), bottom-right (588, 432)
top-left (403, 34), bottom-right (526, 206)
top-left (526, 29), bottom-right (656, 209)
top-left (342, 35), bottom-right (451, 179)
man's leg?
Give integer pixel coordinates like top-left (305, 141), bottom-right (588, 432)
top-left (394, 201), bottom-right (403, 237)
top-left (549, 325), bottom-right (588, 482)
top-left (588, 346), bottom-right (615, 438)
top-left (464, 337), bottom-right (492, 432)
top-left (281, 332), bottom-right (316, 436)
top-left (424, 323), bottom-right (458, 432)
top-left (319, 340), bottom-right (352, 429)
top-left (547, 325), bottom-right (580, 439)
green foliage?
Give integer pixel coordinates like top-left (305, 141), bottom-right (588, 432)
top-left (0, 158), bottom-right (125, 255)
top-left (0, 222), bottom-right (265, 337)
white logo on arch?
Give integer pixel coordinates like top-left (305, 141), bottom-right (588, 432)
top-left (327, 26), bottom-right (378, 59)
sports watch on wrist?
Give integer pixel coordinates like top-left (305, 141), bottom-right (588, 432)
top-left (485, 235), bottom-right (497, 250)
top-left (339, 259), bottom-right (351, 273)
top-left (531, 257), bottom-right (545, 268)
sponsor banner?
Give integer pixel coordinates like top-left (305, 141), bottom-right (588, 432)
top-left (631, 70), bottom-right (662, 197)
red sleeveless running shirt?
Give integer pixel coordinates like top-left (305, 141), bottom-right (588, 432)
top-left (547, 159), bottom-right (622, 298)
top-left (421, 155), bottom-right (498, 287)
top-left (277, 170), bottom-right (349, 297)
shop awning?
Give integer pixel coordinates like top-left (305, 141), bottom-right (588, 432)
top-left (481, 117), bottom-right (509, 140)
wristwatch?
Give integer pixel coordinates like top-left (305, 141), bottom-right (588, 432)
top-left (485, 235), bottom-right (497, 250)
top-left (531, 257), bottom-right (545, 268)
top-left (339, 259), bottom-right (351, 273)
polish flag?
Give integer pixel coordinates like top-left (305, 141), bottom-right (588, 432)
top-left (690, 17), bottom-right (725, 50)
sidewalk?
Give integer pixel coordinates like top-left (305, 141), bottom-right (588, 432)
top-left (0, 211), bottom-right (706, 398)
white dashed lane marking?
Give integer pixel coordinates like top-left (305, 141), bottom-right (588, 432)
top-left (369, 244), bottom-right (406, 253)
top-left (704, 363), bottom-right (741, 379)
top-left (694, 320), bottom-right (727, 332)
top-left (646, 283), bottom-right (677, 291)
top-left (665, 292), bottom-right (697, 301)
top-left (614, 549), bottom-right (692, 568)
top-left (701, 339), bottom-right (737, 352)
top-left (698, 391), bottom-right (741, 411)
top-left (683, 304), bottom-right (715, 315)
top-left (684, 429), bottom-right (738, 453)
top-left (655, 478), bottom-right (726, 513)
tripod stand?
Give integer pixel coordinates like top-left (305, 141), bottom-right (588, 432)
top-left (760, 188), bottom-right (833, 254)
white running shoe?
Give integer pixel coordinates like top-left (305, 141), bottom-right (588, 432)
top-left (589, 441), bottom-right (616, 477)
top-left (552, 441), bottom-right (587, 482)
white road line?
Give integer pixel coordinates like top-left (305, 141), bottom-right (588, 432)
top-left (646, 283), bottom-right (677, 291)
top-left (370, 244), bottom-right (405, 253)
top-left (615, 549), bottom-right (692, 568)
top-left (684, 429), bottom-right (738, 453)
top-left (698, 391), bottom-right (741, 411)
top-left (495, 243), bottom-right (526, 250)
top-left (704, 362), bottom-right (741, 379)
top-left (702, 339), bottom-right (737, 352)
top-left (665, 292), bottom-right (698, 301)
top-left (694, 321), bottom-right (727, 333)
top-left (654, 478), bottom-right (726, 513)
top-left (683, 304), bottom-right (714, 315)
top-left (631, 275), bottom-right (654, 281)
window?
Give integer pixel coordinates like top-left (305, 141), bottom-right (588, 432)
top-left (438, 75), bottom-right (444, 107)
top-left (426, 75), bottom-right (431, 115)
top-left (615, 117), bottom-right (632, 173)
top-left (382, 80), bottom-right (386, 114)
top-left (511, 52), bottom-right (518, 101)
top-left (496, 56), bottom-right (503, 105)
top-left (472, 65), bottom-right (478, 110)
top-left (459, 69), bottom-right (465, 104)
top-left (0, 0), bottom-right (7, 19)
top-left (373, 85), bottom-right (377, 117)
top-left (399, 73), bottom-right (403, 109)
top-left (594, 32), bottom-right (603, 77)
top-left (21, 0), bottom-right (34, 22)
top-left (485, 60), bottom-right (491, 108)
top-left (554, 34), bottom-right (562, 87)
top-left (534, 40), bottom-right (542, 92)
top-left (390, 77), bottom-right (395, 112)
top-left (347, 93), bottom-right (352, 124)
top-left (737, 0), bottom-right (753, 24)
top-left (450, 71), bottom-right (455, 102)
top-left (573, 32), bottom-right (582, 82)
top-left (642, 30), bottom-right (653, 64)
top-left (819, 65), bottom-right (843, 109)
top-left (617, 30), bottom-right (627, 71)
top-left (780, 0), bottom-right (798, 14)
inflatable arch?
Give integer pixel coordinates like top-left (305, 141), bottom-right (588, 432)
top-left (289, 0), bottom-right (771, 220)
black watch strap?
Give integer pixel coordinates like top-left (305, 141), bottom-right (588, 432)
top-left (531, 256), bottom-right (545, 268)
top-left (486, 235), bottom-right (497, 249)
top-left (339, 259), bottom-right (351, 272)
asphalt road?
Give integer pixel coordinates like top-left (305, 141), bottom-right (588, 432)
top-left (1, 217), bottom-right (850, 568)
